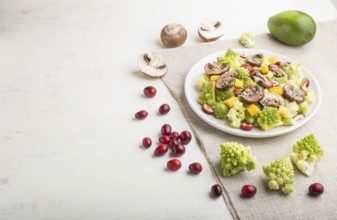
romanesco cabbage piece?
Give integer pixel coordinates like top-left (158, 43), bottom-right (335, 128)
top-left (197, 73), bottom-right (209, 89)
top-left (236, 67), bottom-right (250, 80)
top-left (243, 77), bottom-right (257, 87)
top-left (298, 101), bottom-right (309, 114)
top-left (217, 49), bottom-right (245, 68)
top-left (285, 101), bottom-right (299, 117)
top-left (271, 76), bottom-right (288, 85)
top-left (240, 32), bottom-right (255, 48)
top-left (290, 134), bottom-right (324, 176)
top-left (281, 115), bottom-right (294, 126)
top-left (256, 107), bottom-right (283, 131)
top-left (197, 80), bottom-right (216, 106)
top-left (213, 102), bottom-right (230, 120)
top-left (220, 142), bottom-right (257, 176)
top-left (215, 87), bottom-right (234, 102)
top-left (262, 157), bottom-right (294, 194)
top-left (304, 90), bottom-right (315, 104)
top-left (281, 62), bottom-right (303, 85)
top-left (226, 101), bottom-right (245, 128)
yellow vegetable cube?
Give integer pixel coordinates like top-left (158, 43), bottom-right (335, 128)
top-left (210, 75), bottom-right (221, 81)
top-left (268, 85), bottom-right (283, 95)
top-left (224, 96), bottom-right (238, 108)
top-left (234, 79), bottom-right (244, 89)
top-left (246, 104), bottom-right (260, 116)
top-left (278, 106), bottom-right (288, 117)
top-left (268, 56), bottom-right (278, 64)
top-left (260, 65), bottom-right (269, 74)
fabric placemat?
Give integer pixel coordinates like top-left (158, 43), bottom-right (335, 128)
top-left (159, 19), bottom-right (337, 220)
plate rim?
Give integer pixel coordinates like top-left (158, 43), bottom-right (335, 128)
top-left (184, 48), bottom-right (322, 138)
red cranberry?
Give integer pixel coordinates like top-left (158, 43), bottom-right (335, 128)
top-left (135, 110), bottom-right (148, 120)
top-left (154, 144), bottom-right (169, 156)
top-left (202, 104), bottom-right (213, 114)
top-left (159, 104), bottom-right (170, 115)
top-left (179, 130), bottom-right (192, 145)
top-left (170, 131), bottom-right (180, 140)
top-left (172, 144), bottom-right (185, 156)
top-left (169, 139), bottom-right (179, 148)
top-left (158, 135), bottom-right (171, 144)
top-left (241, 185), bottom-right (257, 198)
top-left (161, 124), bottom-right (172, 135)
top-left (142, 137), bottom-right (152, 148)
top-left (143, 86), bottom-right (157, 98)
top-left (309, 183), bottom-right (324, 196)
top-left (167, 159), bottom-right (182, 171)
top-left (211, 184), bottom-right (222, 197)
top-left (189, 162), bottom-right (203, 174)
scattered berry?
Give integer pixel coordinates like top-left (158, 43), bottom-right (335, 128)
top-left (167, 159), bottom-right (182, 171)
top-left (180, 130), bottom-right (192, 145)
top-left (154, 144), bottom-right (169, 156)
top-left (211, 184), bottom-right (222, 197)
top-left (309, 183), bottom-right (324, 197)
top-left (159, 104), bottom-right (170, 115)
top-left (143, 86), bottom-right (157, 98)
top-left (135, 110), bottom-right (148, 120)
top-left (241, 185), bottom-right (257, 198)
top-left (142, 137), bottom-right (152, 148)
top-left (158, 135), bottom-right (171, 144)
top-left (172, 144), bottom-right (186, 156)
top-left (161, 124), bottom-right (172, 135)
top-left (189, 162), bottom-right (203, 174)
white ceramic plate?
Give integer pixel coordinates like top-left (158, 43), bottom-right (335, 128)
top-left (184, 49), bottom-right (321, 138)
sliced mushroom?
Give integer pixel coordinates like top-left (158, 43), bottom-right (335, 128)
top-left (204, 62), bottom-right (230, 75)
top-left (240, 85), bottom-right (265, 104)
top-left (198, 19), bottom-right (224, 42)
top-left (251, 73), bottom-right (273, 88)
top-left (137, 53), bottom-right (168, 77)
top-left (268, 64), bottom-right (288, 78)
top-left (260, 93), bottom-right (285, 108)
top-left (283, 84), bottom-right (307, 103)
top-left (245, 54), bottom-right (263, 67)
top-left (216, 74), bottom-right (235, 90)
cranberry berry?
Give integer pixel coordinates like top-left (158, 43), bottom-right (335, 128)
top-left (158, 104), bottom-right (170, 115)
top-left (241, 185), bottom-right (257, 198)
top-left (167, 159), bottom-right (182, 171)
top-left (179, 130), bottom-right (192, 145)
top-left (154, 144), bottom-right (169, 156)
top-left (143, 86), bottom-right (157, 98)
top-left (135, 110), bottom-right (148, 120)
top-left (309, 183), bottom-right (324, 197)
top-left (172, 144), bottom-right (185, 156)
top-left (142, 137), bottom-right (152, 148)
top-left (211, 184), bottom-right (222, 197)
top-left (189, 162), bottom-right (203, 174)
top-left (161, 124), bottom-right (172, 135)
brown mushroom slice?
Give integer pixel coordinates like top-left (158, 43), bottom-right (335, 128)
top-left (260, 93), bottom-right (285, 108)
top-left (268, 64), bottom-right (288, 78)
top-left (245, 53), bottom-right (263, 67)
top-left (283, 84), bottom-right (307, 103)
top-left (198, 19), bottom-right (225, 42)
top-left (137, 53), bottom-right (168, 77)
top-left (216, 74), bottom-right (235, 90)
top-left (204, 62), bottom-right (230, 75)
top-left (251, 73), bottom-right (273, 88)
top-left (240, 85), bottom-right (265, 104)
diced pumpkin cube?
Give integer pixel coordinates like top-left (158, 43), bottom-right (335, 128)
top-left (278, 106), bottom-right (288, 117)
top-left (210, 75), bottom-right (221, 81)
top-left (246, 104), bottom-right (260, 116)
top-left (268, 56), bottom-right (278, 64)
top-left (224, 96), bottom-right (238, 108)
top-left (234, 79), bottom-right (244, 89)
top-left (260, 65), bottom-right (269, 74)
top-left (268, 85), bottom-right (283, 95)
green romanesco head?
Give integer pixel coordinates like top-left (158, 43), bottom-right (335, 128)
top-left (216, 87), bottom-right (235, 102)
top-left (243, 77), bottom-right (257, 87)
top-left (262, 157), bottom-right (294, 194)
top-left (227, 101), bottom-right (246, 128)
top-left (213, 102), bottom-right (230, 120)
top-left (256, 107), bottom-right (283, 131)
top-left (236, 67), bottom-right (250, 80)
top-left (290, 134), bottom-right (324, 176)
top-left (217, 49), bottom-right (245, 68)
top-left (220, 142), bottom-right (257, 177)
top-left (281, 62), bottom-right (303, 85)
top-left (197, 80), bottom-right (216, 106)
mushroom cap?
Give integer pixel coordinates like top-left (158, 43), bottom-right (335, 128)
top-left (283, 84), bottom-right (306, 103)
top-left (137, 53), bottom-right (168, 77)
top-left (260, 93), bottom-right (285, 108)
top-left (204, 62), bottom-right (230, 75)
top-left (160, 23), bottom-right (187, 48)
top-left (269, 64), bottom-right (288, 78)
top-left (240, 85), bottom-right (265, 104)
top-left (198, 19), bottom-right (224, 42)
top-left (252, 73), bottom-right (273, 88)
top-left (216, 74), bottom-right (235, 90)
top-left (245, 54), bottom-right (263, 67)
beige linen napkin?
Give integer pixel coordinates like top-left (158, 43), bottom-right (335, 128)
top-left (159, 20), bottom-right (337, 220)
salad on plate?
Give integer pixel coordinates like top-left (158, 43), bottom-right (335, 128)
top-left (197, 49), bottom-right (315, 131)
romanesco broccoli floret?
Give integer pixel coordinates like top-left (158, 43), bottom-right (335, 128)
top-left (215, 87), bottom-right (234, 102)
top-left (256, 107), bottom-right (283, 131)
top-left (271, 76), bottom-right (288, 85)
top-left (304, 90), bottom-right (315, 104)
top-left (213, 102), bottom-right (230, 120)
top-left (298, 101), bottom-right (309, 114)
top-left (236, 67), bottom-right (250, 80)
top-left (197, 80), bottom-right (216, 106)
top-left (226, 101), bottom-right (245, 128)
top-left (243, 77), bottom-right (257, 87)
top-left (282, 115), bottom-right (294, 126)
top-left (262, 157), bottom-right (294, 194)
top-left (220, 142), bottom-right (257, 176)
top-left (290, 134), bottom-right (324, 176)
top-left (281, 62), bottom-right (303, 85)
top-left (285, 101), bottom-right (299, 117)
top-left (217, 49), bottom-right (245, 68)
top-left (240, 32), bottom-right (255, 48)
top-left (197, 73), bottom-right (209, 89)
